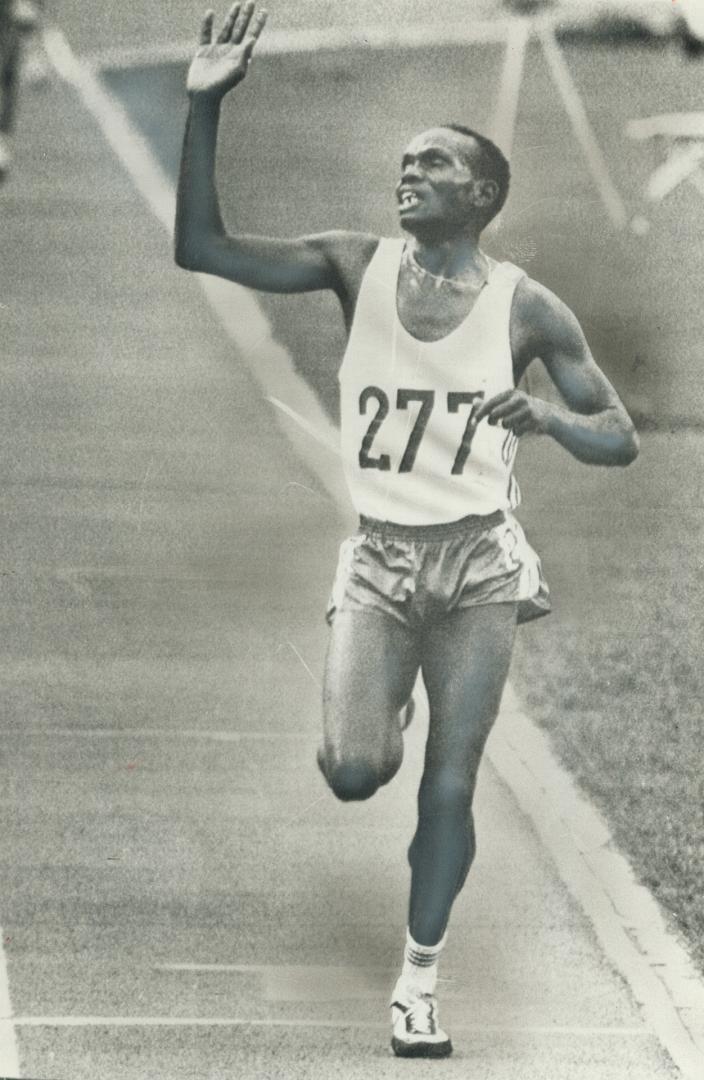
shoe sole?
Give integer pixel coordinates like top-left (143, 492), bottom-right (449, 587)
top-left (391, 1036), bottom-right (453, 1058)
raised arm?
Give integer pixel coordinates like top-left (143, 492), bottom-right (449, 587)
top-left (174, 3), bottom-right (362, 297)
top-left (475, 278), bottom-right (639, 466)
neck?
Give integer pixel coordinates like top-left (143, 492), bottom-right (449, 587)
top-left (406, 231), bottom-right (485, 280)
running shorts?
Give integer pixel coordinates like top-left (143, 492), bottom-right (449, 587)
top-left (326, 510), bottom-right (551, 628)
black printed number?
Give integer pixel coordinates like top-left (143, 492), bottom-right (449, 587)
top-left (447, 391), bottom-right (485, 475)
top-left (358, 386), bottom-right (486, 474)
top-left (358, 386), bottom-right (391, 471)
top-left (397, 389), bottom-right (435, 472)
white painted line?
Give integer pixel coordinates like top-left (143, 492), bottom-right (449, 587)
top-left (488, 684), bottom-right (704, 1080)
top-left (80, 4), bottom-right (684, 74)
top-left (10, 1015), bottom-right (377, 1029)
top-left (626, 112), bottom-right (704, 141)
top-left (645, 144), bottom-right (704, 202)
top-left (267, 396), bottom-right (339, 456)
top-left (42, 24), bottom-right (343, 504)
top-left (0, 925), bottom-right (20, 1078)
top-left (42, 28), bottom-right (175, 232)
top-left (537, 23), bottom-right (628, 229)
top-left (157, 962), bottom-right (400, 972)
top-left (44, 20), bottom-right (704, 1080)
top-left (486, 18), bottom-right (529, 237)
top-left (490, 18), bottom-right (529, 159)
top-left (10, 728), bottom-right (306, 741)
top-left (84, 21), bottom-right (510, 73)
top-left (11, 1015), bottom-right (649, 1035)
top-left (687, 168), bottom-right (704, 200)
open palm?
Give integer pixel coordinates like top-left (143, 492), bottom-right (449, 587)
top-left (187, 2), bottom-right (268, 98)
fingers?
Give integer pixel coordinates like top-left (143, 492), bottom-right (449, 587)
top-left (474, 390), bottom-right (538, 433)
top-left (498, 413), bottom-right (530, 434)
top-left (216, 2), bottom-right (240, 43)
top-left (213, 1), bottom-right (265, 48)
top-left (199, 9), bottom-right (215, 45)
top-left (242, 8), bottom-right (267, 60)
top-left (474, 390), bottom-right (513, 424)
top-left (231, 0), bottom-right (256, 44)
top-left (486, 398), bottom-right (526, 423)
top-left (244, 8), bottom-right (268, 49)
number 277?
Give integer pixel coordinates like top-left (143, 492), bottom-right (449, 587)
top-left (358, 386), bottom-right (485, 475)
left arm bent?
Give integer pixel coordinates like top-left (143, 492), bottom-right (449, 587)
top-left (475, 278), bottom-right (639, 466)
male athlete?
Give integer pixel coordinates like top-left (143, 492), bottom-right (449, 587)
top-left (0, 1), bottom-right (22, 177)
top-left (175, 3), bottom-right (639, 1059)
top-left (0, 1), bottom-right (45, 178)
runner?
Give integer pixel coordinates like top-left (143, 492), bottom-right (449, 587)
top-left (16, 1), bottom-right (50, 87)
top-left (0, 1), bottom-right (45, 179)
top-left (0, 1), bottom-right (22, 177)
top-left (175, 2), bottom-right (639, 1058)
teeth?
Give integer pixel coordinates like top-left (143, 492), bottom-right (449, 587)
top-left (400, 192), bottom-right (419, 208)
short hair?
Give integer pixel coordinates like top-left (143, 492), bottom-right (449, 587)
top-left (442, 124), bottom-right (511, 222)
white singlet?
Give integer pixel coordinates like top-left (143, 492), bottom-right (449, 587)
top-left (339, 238), bottom-right (525, 525)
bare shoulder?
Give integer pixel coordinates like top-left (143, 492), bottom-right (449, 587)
top-left (307, 230), bottom-right (379, 284)
top-left (307, 230), bottom-right (380, 321)
top-left (512, 275), bottom-right (583, 345)
top-left (510, 274), bottom-right (587, 373)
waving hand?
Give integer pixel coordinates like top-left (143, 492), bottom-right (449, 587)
top-left (187, 2), bottom-right (268, 99)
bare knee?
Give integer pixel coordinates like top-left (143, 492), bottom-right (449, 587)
top-left (318, 750), bottom-right (381, 802)
top-left (330, 760), bottom-right (381, 801)
top-left (419, 766), bottom-right (475, 818)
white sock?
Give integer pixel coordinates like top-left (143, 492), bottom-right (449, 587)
top-left (400, 928), bottom-right (447, 996)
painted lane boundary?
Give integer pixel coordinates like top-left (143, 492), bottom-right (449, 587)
top-left (491, 684), bottom-right (704, 1078)
top-left (79, 2), bottom-right (679, 74)
top-left (8, 1014), bottom-right (652, 1035)
top-left (82, 20), bottom-right (511, 73)
top-left (0, 921), bottom-right (21, 1078)
top-left (41, 24), bottom-right (345, 511)
top-left (42, 21), bottom-right (704, 1080)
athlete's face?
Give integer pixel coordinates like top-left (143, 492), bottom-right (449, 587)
top-left (396, 128), bottom-right (496, 237)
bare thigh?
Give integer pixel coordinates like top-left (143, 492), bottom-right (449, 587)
top-left (322, 608), bottom-right (420, 776)
top-left (421, 603), bottom-right (517, 784)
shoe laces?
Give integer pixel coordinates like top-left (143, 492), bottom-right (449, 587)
top-left (405, 993), bottom-right (437, 1035)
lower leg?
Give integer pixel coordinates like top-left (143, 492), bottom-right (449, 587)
top-left (389, 605), bottom-right (515, 1059)
top-left (407, 604), bottom-right (517, 945)
top-left (407, 767), bottom-right (478, 946)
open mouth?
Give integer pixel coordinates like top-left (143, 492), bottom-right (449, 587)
top-left (398, 190), bottom-right (422, 212)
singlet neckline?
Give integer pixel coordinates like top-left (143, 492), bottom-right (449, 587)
top-left (393, 240), bottom-right (502, 347)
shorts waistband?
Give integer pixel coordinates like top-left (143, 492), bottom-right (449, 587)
top-left (358, 510), bottom-right (505, 542)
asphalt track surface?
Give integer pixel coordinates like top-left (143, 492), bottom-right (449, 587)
top-left (107, 11), bottom-right (704, 942)
top-left (0, 6), bottom-right (702, 1080)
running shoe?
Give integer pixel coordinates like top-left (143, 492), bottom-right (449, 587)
top-left (390, 978), bottom-right (452, 1058)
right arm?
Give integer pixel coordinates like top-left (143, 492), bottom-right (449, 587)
top-left (174, 3), bottom-right (368, 300)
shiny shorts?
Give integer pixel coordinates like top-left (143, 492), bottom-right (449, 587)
top-left (326, 510), bottom-right (551, 629)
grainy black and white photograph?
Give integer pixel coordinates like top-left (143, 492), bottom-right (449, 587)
top-left (1, 1), bottom-right (703, 1077)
